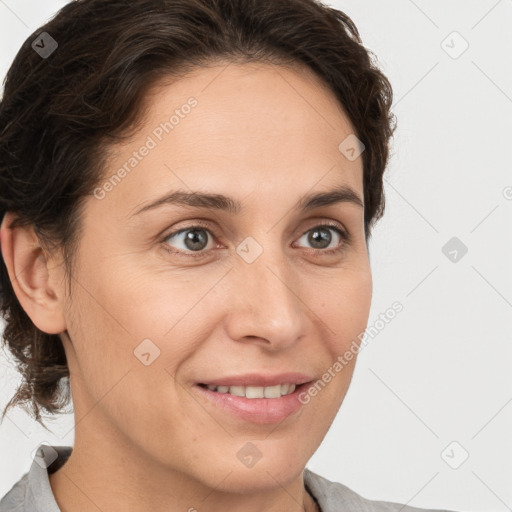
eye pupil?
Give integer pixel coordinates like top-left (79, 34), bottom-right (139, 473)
top-left (184, 229), bottom-right (208, 251)
top-left (309, 227), bottom-right (332, 249)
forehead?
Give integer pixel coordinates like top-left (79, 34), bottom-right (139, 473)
top-left (99, 61), bottom-right (363, 217)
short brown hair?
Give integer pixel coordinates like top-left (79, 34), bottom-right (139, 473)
top-left (0, 0), bottom-right (396, 428)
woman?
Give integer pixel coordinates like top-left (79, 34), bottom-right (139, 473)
top-left (0, 0), bottom-right (459, 510)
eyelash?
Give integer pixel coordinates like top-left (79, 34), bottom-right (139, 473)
top-left (159, 220), bottom-right (350, 258)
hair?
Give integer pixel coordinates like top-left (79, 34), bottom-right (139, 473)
top-left (0, 0), bottom-right (396, 429)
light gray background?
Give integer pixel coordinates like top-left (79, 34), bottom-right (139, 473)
top-left (0, 1), bottom-right (511, 511)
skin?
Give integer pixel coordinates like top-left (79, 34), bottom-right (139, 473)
top-left (1, 60), bottom-right (372, 512)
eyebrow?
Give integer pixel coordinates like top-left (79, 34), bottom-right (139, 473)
top-left (131, 184), bottom-right (364, 217)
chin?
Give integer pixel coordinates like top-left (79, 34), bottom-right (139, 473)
top-left (211, 463), bottom-right (307, 495)
top-left (225, 441), bottom-right (313, 493)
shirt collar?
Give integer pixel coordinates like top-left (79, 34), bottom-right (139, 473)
top-left (25, 444), bottom-right (72, 512)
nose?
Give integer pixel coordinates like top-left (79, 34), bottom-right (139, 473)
top-left (223, 249), bottom-right (308, 352)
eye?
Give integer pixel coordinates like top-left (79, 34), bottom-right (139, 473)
top-left (161, 223), bottom-right (215, 257)
top-left (295, 223), bottom-right (349, 255)
top-left (160, 221), bottom-right (349, 258)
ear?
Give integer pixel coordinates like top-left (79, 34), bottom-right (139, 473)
top-left (0, 212), bottom-right (67, 335)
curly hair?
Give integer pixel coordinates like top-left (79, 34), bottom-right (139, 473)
top-left (0, 0), bottom-right (396, 429)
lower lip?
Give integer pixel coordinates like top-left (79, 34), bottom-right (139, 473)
top-left (193, 383), bottom-right (311, 424)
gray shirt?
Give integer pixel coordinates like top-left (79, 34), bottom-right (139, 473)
top-left (0, 444), bottom-right (458, 512)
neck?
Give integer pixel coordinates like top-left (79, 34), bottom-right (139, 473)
top-left (49, 424), bottom-right (317, 512)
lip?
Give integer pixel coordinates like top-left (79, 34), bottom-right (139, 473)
top-left (197, 372), bottom-right (314, 387)
top-left (193, 380), bottom-right (313, 424)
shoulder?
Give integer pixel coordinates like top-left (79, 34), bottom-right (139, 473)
top-left (304, 468), bottom-right (460, 512)
top-left (0, 472), bottom-right (31, 512)
top-left (0, 444), bottom-right (71, 512)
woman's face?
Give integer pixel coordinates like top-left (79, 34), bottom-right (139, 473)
top-left (52, 61), bottom-right (372, 491)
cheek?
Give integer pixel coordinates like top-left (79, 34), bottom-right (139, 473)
top-left (62, 251), bottom-right (167, 394)
top-left (299, 267), bottom-right (371, 416)
top-left (66, 256), bottom-right (213, 417)
top-left (321, 267), bottom-right (373, 353)
top-left (63, 266), bottom-right (194, 442)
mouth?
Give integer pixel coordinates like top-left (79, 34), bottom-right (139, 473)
top-left (197, 382), bottom-right (299, 398)
top-left (193, 377), bottom-right (314, 424)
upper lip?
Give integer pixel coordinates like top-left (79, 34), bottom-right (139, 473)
top-left (198, 372), bottom-right (314, 387)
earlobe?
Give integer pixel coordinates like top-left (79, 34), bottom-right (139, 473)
top-left (0, 212), bottom-right (67, 335)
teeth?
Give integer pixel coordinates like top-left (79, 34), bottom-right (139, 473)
top-left (204, 383), bottom-right (298, 398)
top-left (245, 386), bottom-right (264, 398)
top-left (264, 384), bottom-right (281, 398)
top-left (229, 385), bottom-right (245, 397)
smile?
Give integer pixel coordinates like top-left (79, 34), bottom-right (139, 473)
top-left (198, 383), bottom-right (296, 398)
top-left (193, 376), bottom-right (314, 424)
